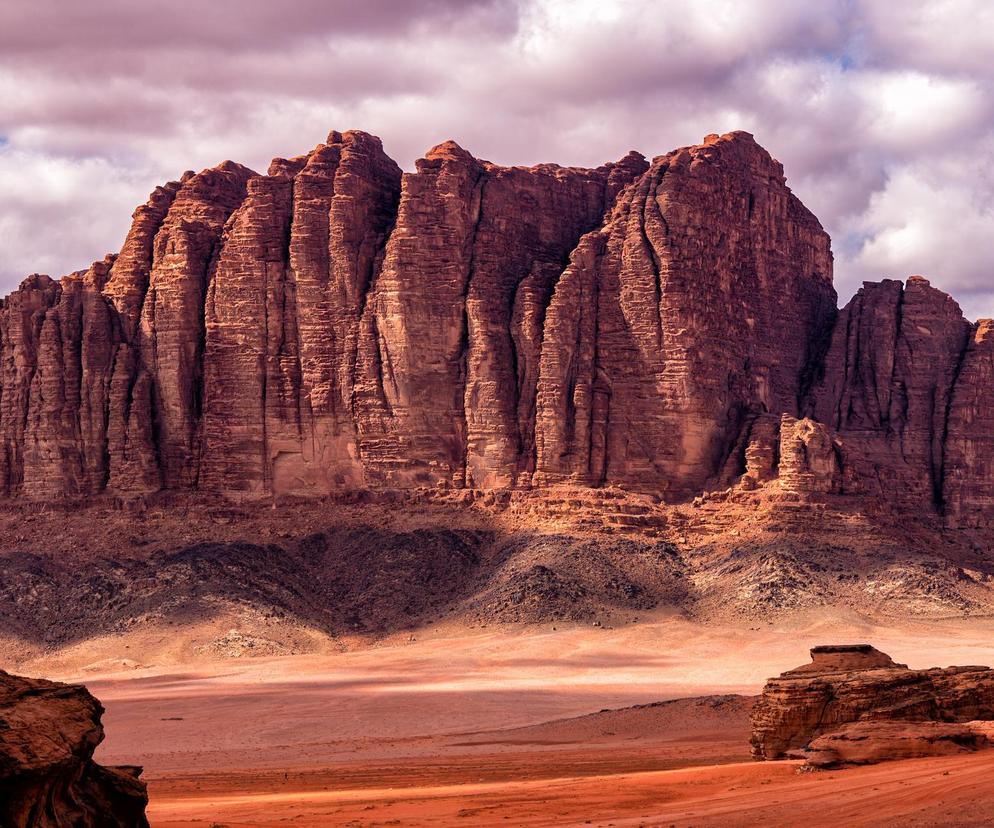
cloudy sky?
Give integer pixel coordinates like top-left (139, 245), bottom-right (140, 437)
top-left (1, 0), bottom-right (992, 317)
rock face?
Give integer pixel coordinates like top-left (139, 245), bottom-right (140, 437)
top-left (200, 131), bottom-right (402, 493)
top-left (2, 127), bottom-right (994, 527)
top-left (804, 275), bottom-right (994, 527)
top-left (353, 142), bottom-right (648, 489)
top-left (736, 413), bottom-right (841, 495)
top-left (751, 645), bottom-right (994, 767)
top-left (810, 276), bottom-right (973, 513)
top-left (800, 720), bottom-right (994, 767)
top-left (942, 318), bottom-right (994, 527)
top-left (533, 134), bottom-right (835, 497)
top-left (0, 669), bottom-right (148, 826)
top-left (0, 130), bottom-right (839, 501)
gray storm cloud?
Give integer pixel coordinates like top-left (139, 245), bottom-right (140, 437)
top-left (1, 0), bottom-right (992, 317)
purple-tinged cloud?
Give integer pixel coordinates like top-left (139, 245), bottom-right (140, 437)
top-left (1, 0), bottom-right (992, 318)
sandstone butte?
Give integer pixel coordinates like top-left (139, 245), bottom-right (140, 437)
top-left (751, 644), bottom-right (994, 768)
top-left (0, 669), bottom-right (149, 826)
top-left (1, 128), bottom-right (992, 528)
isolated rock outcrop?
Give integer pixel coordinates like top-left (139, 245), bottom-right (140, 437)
top-left (751, 644), bottom-right (994, 767)
top-left (731, 413), bottom-right (841, 494)
top-left (3, 128), bottom-right (994, 528)
top-left (0, 669), bottom-right (148, 826)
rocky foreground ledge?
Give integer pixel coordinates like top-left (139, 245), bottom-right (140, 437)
top-left (0, 670), bottom-right (148, 827)
top-left (751, 644), bottom-right (994, 767)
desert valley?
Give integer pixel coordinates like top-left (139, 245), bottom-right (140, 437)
top-left (2, 119), bottom-right (994, 826)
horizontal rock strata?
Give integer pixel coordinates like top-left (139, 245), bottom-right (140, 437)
top-left (751, 644), bottom-right (994, 766)
top-left (0, 669), bottom-right (148, 826)
top-left (800, 720), bottom-right (994, 767)
top-left (2, 128), bottom-right (993, 526)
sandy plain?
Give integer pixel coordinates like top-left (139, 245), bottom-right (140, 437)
top-left (16, 612), bottom-right (994, 827)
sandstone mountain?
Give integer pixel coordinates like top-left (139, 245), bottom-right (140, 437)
top-left (0, 129), bottom-right (991, 532)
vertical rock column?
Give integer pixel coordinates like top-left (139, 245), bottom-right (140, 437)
top-left (353, 143), bottom-right (645, 489)
top-left (942, 319), bottom-right (994, 527)
top-left (101, 179), bottom-right (184, 493)
top-left (0, 275), bottom-right (62, 494)
top-left (354, 141), bottom-right (486, 486)
top-left (105, 162), bottom-right (254, 492)
top-left (20, 258), bottom-right (118, 497)
top-left (200, 130), bottom-right (402, 494)
top-left (461, 159), bottom-right (643, 489)
top-left (811, 276), bottom-right (970, 510)
top-left (283, 131), bottom-right (401, 492)
top-left (200, 173), bottom-right (296, 493)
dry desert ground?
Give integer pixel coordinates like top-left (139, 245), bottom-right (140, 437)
top-left (17, 612), bottom-right (994, 827)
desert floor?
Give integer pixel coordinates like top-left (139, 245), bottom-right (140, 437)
top-left (30, 613), bottom-right (994, 827)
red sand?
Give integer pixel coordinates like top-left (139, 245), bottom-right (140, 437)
top-left (26, 615), bottom-right (994, 826)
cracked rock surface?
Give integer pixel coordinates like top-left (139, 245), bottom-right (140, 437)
top-left (751, 644), bottom-right (994, 766)
top-left (0, 669), bottom-right (148, 827)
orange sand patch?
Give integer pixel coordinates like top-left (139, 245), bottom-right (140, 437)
top-left (23, 614), bottom-right (994, 826)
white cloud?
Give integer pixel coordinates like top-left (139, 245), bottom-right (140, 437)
top-left (857, 71), bottom-right (990, 152)
top-left (843, 157), bottom-right (994, 320)
top-left (0, 149), bottom-right (161, 287)
top-left (0, 0), bottom-right (992, 319)
top-left (855, 0), bottom-right (994, 75)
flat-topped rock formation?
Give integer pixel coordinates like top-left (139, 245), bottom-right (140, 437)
top-left (782, 644), bottom-right (906, 674)
top-left (1, 128), bottom-right (994, 531)
top-left (0, 669), bottom-right (148, 826)
top-left (751, 645), bottom-right (994, 767)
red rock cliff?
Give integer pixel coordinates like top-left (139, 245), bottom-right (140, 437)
top-left (533, 133), bottom-right (835, 497)
top-left (4, 128), bottom-right (989, 525)
top-left (808, 275), bottom-right (994, 525)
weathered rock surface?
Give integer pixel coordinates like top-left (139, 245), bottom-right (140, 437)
top-left (354, 141), bottom-right (647, 489)
top-left (751, 644), bottom-right (994, 767)
top-left (0, 669), bottom-right (148, 826)
top-left (201, 131), bottom-right (402, 493)
top-left (3, 128), bottom-right (994, 529)
top-left (942, 318), bottom-right (994, 527)
top-left (808, 276), bottom-right (994, 523)
top-left (533, 133), bottom-right (834, 497)
top-left (810, 277), bottom-right (968, 501)
top-left (799, 720), bottom-right (994, 767)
